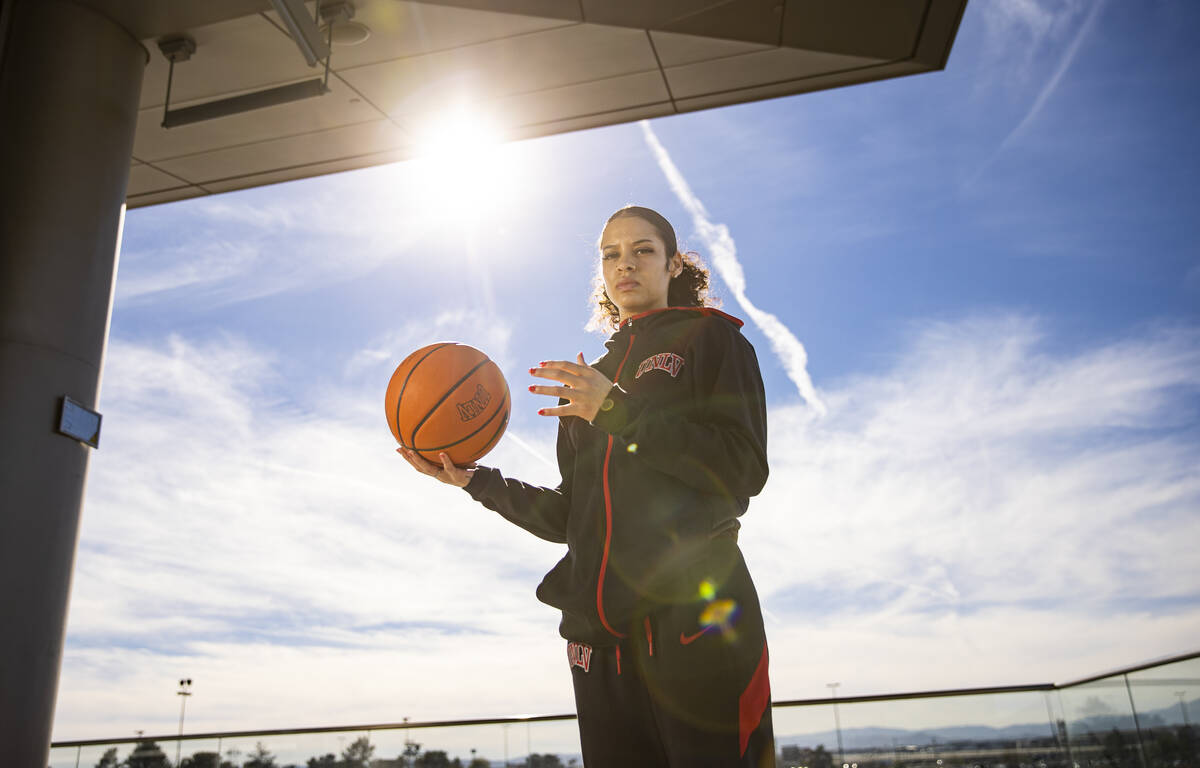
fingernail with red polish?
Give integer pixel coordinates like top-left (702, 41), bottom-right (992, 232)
top-left (539, 361), bottom-right (548, 367)
top-left (538, 409), bottom-right (547, 415)
top-left (528, 385), bottom-right (535, 392)
top-left (529, 367), bottom-right (536, 375)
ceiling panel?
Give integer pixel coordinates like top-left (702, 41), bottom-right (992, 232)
top-left (507, 102), bottom-right (676, 144)
top-left (126, 163), bottom-right (191, 196)
top-left (490, 71), bottom-right (670, 128)
top-left (673, 58), bottom-right (926, 112)
top-left (127, 185), bottom-right (209, 207)
top-left (781, 0), bottom-right (927, 59)
top-left (666, 46), bottom-right (884, 100)
top-left (132, 77), bottom-right (385, 162)
top-left (81, 0), bottom-right (270, 40)
top-left (338, 23), bottom-right (658, 120)
top-left (659, 0), bottom-right (784, 45)
top-left (154, 119), bottom-right (409, 183)
top-left (201, 148), bottom-right (410, 194)
top-left (405, 0), bottom-right (581, 23)
top-left (649, 30), bottom-right (773, 67)
top-left (580, 0), bottom-right (783, 44)
top-left (281, 2), bottom-right (574, 71)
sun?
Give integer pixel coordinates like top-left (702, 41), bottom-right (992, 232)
top-left (407, 107), bottom-right (529, 224)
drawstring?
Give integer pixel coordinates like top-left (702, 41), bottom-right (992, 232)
top-left (613, 619), bottom-right (654, 676)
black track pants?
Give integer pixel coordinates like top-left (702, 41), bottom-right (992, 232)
top-left (567, 548), bottom-right (775, 767)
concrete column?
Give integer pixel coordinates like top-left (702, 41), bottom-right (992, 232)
top-left (0, 1), bottom-right (145, 765)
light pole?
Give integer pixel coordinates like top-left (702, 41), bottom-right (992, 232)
top-left (1177, 691), bottom-right (1191, 728)
top-left (176, 678), bottom-right (193, 767)
top-left (827, 682), bottom-right (845, 768)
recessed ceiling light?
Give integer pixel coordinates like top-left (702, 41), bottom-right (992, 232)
top-left (325, 20), bottom-right (370, 46)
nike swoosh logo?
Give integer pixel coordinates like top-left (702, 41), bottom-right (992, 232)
top-left (679, 625), bottom-right (716, 645)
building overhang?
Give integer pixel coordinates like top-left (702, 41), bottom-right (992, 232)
top-left (86, 0), bottom-right (966, 208)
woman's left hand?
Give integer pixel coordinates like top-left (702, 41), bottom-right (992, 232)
top-left (529, 353), bottom-right (614, 422)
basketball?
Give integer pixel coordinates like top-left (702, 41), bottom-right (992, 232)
top-left (385, 342), bottom-right (510, 466)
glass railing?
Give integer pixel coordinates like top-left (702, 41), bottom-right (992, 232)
top-left (49, 651), bottom-right (1198, 768)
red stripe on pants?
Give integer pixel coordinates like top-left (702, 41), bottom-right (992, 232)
top-left (738, 642), bottom-right (770, 757)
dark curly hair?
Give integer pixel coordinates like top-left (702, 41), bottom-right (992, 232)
top-left (588, 206), bottom-right (717, 332)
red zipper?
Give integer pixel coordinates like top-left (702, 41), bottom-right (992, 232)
top-left (596, 332), bottom-right (636, 639)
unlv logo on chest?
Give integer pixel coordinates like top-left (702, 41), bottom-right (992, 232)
top-left (635, 352), bottom-right (685, 379)
top-left (567, 642), bottom-right (593, 673)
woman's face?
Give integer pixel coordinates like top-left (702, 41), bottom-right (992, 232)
top-left (600, 216), bottom-right (682, 322)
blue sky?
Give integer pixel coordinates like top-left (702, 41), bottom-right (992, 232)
top-left (54, 0), bottom-right (1200, 750)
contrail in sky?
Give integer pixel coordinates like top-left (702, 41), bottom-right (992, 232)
top-left (640, 121), bottom-right (827, 416)
top-left (968, 0), bottom-right (1105, 186)
top-left (505, 429), bottom-right (558, 471)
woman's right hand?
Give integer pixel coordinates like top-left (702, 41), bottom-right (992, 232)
top-left (396, 447), bottom-right (474, 488)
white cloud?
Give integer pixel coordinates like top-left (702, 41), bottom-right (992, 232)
top-left (63, 330), bottom-right (571, 739)
top-left (344, 309), bottom-right (516, 382)
top-left (115, 166), bottom-right (434, 307)
top-left (115, 143), bottom-right (552, 308)
top-left (56, 315), bottom-right (1200, 742)
top-left (741, 315), bottom-right (1200, 694)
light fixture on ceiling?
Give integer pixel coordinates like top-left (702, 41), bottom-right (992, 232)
top-left (155, 2), bottom-right (365, 129)
top-left (320, 2), bottom-right (371, 47)
top-left (156, 31), bottom-right (330, 129)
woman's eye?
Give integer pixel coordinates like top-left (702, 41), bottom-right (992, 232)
top-left (601, 252), bottom-right (617, 260)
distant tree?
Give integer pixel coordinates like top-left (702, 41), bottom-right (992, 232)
top-left (124, 740), bottom-right (171, 768)
top-left (95, 747), bottom-right (120, 768)
top-left (306, 754), bottom-right (338, 768)
top-left (527, 755), bottom-right (563, 768)
top-left (179, 752), bottom-right (221, 768)
top-left (341, 736), bottom-right (375, 768)
top-left (813, 744), bottom-right (834, 768)
top-left (244, 742), bottom-right (279, 768)
top-left (396, 740), bottom-right (423, 768)
top-left (414, 751), bottom-right (452, 768)
top-left (1101, 728), bottom-right (1137, 768)
top-left (467, 758), bottom-right (490, 768)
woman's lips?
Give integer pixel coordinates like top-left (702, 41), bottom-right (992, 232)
top-left (616, 280), bottom-right (639, 291)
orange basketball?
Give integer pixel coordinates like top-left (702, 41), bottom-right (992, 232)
top-left (385, 342), bottom-right (510, 466)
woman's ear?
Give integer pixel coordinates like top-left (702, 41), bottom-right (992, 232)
top-left (670, 252), bottom-right (683, 278)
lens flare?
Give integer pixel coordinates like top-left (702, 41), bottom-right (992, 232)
top-left (700, 598), bottom-right (737, 627)
top-left (698, 580), bottom-right (716, 601)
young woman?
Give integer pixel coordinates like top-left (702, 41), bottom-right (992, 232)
top-left (399, 206), bottom-right (775, 767)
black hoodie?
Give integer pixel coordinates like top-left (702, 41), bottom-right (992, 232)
top-left (464, 307), bottom-right (769, 644)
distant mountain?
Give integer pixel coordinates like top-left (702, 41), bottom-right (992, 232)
top-left (776, 695), bottom-right (1198, 751)
top-left (777, 724), bottom-right (1058, 751)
